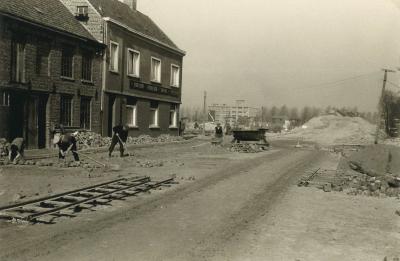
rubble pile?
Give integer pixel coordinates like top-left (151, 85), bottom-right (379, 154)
top-left (283, 115), bottom-right (377, 146)
top-left (229, 143), bottom-right (265, 153)
top-left (75, 131), bottom-right (183, 149)
top-left (0, 158), bottom-right (101, 171)
top-left (0, 138), bottom-right (8, 157)
top-left (126, 134), bottom-right (183, 145)
top-left (345, 171), bottom-right (400, 197)
top-left (332, 144), bottom-right (400, 197)
top-left (75, 132), bottom-right (111, 149)
top-left (133, 160), bottom-right (165, 168)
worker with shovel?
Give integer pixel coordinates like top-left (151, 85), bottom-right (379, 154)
top-left (8, 137), bottom-right (25, 164)
top-left (109, 125), bottom-right (129, 157)
top-left (54, 132), bottom-right (80, 161)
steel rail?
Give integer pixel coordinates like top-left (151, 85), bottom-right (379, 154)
top-left (0, 176), bottom-right (147, 212)
top-left (1, 177), bottom-right (174, 222)
top-left (25, 179), bottom-right (154, 221)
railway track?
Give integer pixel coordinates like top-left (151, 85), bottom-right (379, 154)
top-left (0, 176), bottom-right (176, 224)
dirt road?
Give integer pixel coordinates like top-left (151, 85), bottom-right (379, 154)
top-left (0, 142), bottom-right (398, 260)
top-left (0, 144), bottom-right (320, 260)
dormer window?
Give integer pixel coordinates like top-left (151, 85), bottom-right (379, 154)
top-left (76, 6), bottom-right (89, 21)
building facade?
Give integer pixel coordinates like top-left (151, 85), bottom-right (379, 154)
top-left (0, 0), bottom-right (104, 148)
top-left (60, 0), bottom-right (186, 137)
top-left (208, 103), bottom-right (261, 126)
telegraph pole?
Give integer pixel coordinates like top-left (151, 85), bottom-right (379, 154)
top-left (375, 69), bottom-right (395, 144)
top-left (203, 91), bottom-right (207, 135)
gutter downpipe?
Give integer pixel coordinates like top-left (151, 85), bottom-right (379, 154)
top-left (101, 20), bottom-right (108, 136)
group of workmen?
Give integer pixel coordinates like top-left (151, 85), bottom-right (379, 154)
top-left (4, 122), bottom-right (227, 163)
top-left (3, 124), bottom-right (130, 164)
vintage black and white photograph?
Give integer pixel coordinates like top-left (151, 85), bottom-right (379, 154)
top-left (0, 0), bottom-right (400, 260)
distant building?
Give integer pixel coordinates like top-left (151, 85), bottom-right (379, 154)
top-left (60, 0), bottom-right (186, 137)
top-left (0, 0), bottom-right (104, 148)
top-left (208, 103), bottom-right (260, 126)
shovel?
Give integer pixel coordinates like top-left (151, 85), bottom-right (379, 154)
top-left (116, 134), bottom-right (132, 157)
top-left (80, 153), bottom-right (121, 172)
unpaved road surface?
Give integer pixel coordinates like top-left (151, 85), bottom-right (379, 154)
top-left (0, 142), bottom-right (398, 260)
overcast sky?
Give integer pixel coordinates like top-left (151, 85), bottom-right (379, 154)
top-left (139, 0), bottom-right (400, 112)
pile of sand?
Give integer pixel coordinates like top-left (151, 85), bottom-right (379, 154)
top-left (285, 115), bottom-right (376, 145)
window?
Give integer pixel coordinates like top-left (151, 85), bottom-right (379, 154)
top-left (169, 104), bottom-right (178, 127)
top-left (0, 91), bottom-right (10, 107)
top-left (150, 101), bottom-right (159, 127)
top-left (80, 97), bottom-right (91, 129)
top-left (127, 49), bottom-right (140, 77)
top-left (11, 41), bottom-right (25, 83)
top-left (76, 6), bottom-right (88, 15)
top-left (60, 96), bottom-right (73, 126)
top-left (170, 65), bottom-right (180, 87)
top-left (110, 41), bottom-right (119, 72)
top-left (61, 47), bottom-right (74, 78)
top-left (36, 44), bottom-right (50, 76)
top-left (81, 52), bottom-right (93, 81)
top-left (126, 98), bottom-right (137, 127)
top-left (151, 57), bottom-right (161, 83)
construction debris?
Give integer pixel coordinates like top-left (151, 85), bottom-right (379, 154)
top-left (229, 143), bottom-right (267, 153)
top-left (74, 132), bottom-right (184, 149)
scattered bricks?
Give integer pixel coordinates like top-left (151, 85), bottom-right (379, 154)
top-left (368, 182), bottom-right (379, 192)
top-left (25, 160), bottom-right (35, 166)
top-left (68, 161), bottom-right (81, 168)
top-left (388, 177), bottom-right (400, 188)
top-left (323, 183), bottom-right (332, 192)
top-left (332, 184), bottom-right (343, 192)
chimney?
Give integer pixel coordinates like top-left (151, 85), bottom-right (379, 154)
top-left (118, 0), bottom-right (137, 10)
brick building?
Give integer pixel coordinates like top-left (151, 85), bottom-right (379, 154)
top-left (59, 0), bottom-right (186, 137)
top-left (0, 0), bottom-right (104, 149)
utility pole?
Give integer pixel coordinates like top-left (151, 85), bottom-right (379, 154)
top-left (375, 69), bottom-right (395, 144)
top-left (203, 91), bottom-right (207, 135)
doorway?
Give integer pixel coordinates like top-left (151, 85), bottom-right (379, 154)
top-left (25, 95), bottom-right (47, 149)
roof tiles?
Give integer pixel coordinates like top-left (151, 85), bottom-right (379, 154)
top-left (0, 0), bottom-right (96, 41)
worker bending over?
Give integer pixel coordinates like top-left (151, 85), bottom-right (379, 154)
top-left (109, 125), bottom-right (129, 157)
top-left (8, 137), bottom-right (25, 164)
top-left (54, 133), bottom-right (80, 161)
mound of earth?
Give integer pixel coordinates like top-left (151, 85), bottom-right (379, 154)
top-left (285, 115), bottom-right (376, 145)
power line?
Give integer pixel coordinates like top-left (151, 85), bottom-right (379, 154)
top-left (281, 71), bottom-right (381, 92)
top-left (386, 80), bottom-right (400, 89)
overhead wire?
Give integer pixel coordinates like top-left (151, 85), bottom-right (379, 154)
top-left (280, 71), bottom-right (381, 92)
